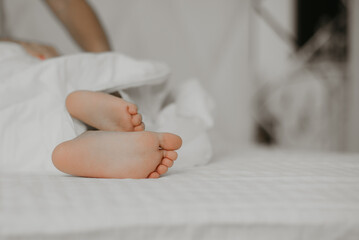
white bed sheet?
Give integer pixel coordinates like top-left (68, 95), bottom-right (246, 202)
top-left (1, 147), bottom-right (359, 240)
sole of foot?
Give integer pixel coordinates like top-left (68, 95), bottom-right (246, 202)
top-left (52, 131), bottom-right (182, 179)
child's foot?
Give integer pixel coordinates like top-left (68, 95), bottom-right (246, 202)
top-left (66, 90), bottom-right (145, 132)
top-left (52, 131), bottom-right (182, 179)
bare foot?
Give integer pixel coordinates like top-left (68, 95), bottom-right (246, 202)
top-left (52, 131), bottom-right (182, 179)
top-left (66, 90), bottom-right (145, 132)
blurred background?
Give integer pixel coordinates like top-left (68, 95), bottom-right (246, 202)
top-left (1, 0), bottom-right (358, 153)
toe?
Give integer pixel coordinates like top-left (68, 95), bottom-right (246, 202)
top-left (161, 158), bottom-right (174, 168)
top-left (131, 114), bottom-right (142, 126)
top-left (166, 151), bottom-right (178, 161)
top-left (134, 123), bottom-right (145, 131)
top-left (156, 165), bottom-right (168, 175)
top-left (127, 104), bottom-right (138, 115)
top-left (148, 172), bottom-right (160, 178)
top-left (160, 150), bottom-right (178, 161)
top-left (158, 133), bottom-right (182, 150)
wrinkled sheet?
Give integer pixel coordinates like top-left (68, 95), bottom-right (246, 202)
top-left (1, 148), bottom-right (359, 240)
top-left (0, 43), bottom-right (213, 172)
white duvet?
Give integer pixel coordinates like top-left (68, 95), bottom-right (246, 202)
top-left (0, 43), bottom-right (213, 172)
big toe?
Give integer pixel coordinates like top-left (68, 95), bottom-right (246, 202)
top-left (158, 133), bottom-right (182, 150)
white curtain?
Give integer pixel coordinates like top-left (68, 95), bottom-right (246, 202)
top-left (4, 0), bottom-right (254, 151)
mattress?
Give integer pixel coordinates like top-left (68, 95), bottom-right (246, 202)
top-left (1, 147), bottom-right (359, 240)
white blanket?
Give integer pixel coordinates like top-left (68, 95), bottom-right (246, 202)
top-left (0, 42), bottom-right (213, 172)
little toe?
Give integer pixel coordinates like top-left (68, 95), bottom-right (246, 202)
top-left (134, 123), bottom-right (145, 131)
top-left (156, 165), bottom-right (168, 175)
top-left (131, 114), bottom-right (142, 126)
top-left (148, 172), bottom-right (160, 178)
top-left (127, 104), bottom-right (138, 115)
top-left (161, 158), bottom-right (174, 168)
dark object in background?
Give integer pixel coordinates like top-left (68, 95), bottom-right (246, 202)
top-left (296, 0), bottom-right (342, 48)
top-left (255, 0), bottom-right (347, 145)
top-left (296, 0), bottom-right (347, 63)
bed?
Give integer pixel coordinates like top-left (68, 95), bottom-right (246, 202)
top-left (2, 147), bottom-right (359, 240)
top-left (2, 1), bottom-right (358, 238)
